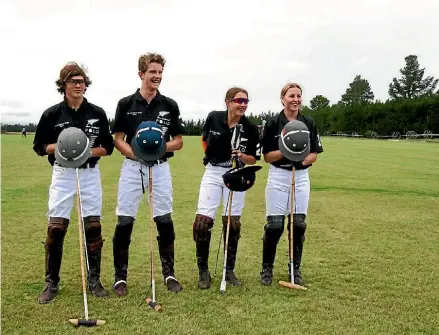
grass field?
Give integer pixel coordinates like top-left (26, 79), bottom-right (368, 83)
top-left (1, 134), bottom-right (439, 335)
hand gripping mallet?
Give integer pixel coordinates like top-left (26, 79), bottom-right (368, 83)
top-left (143, 165), bottom-right (163, 312)
top-left (278, 166), bottom-right (307, 291)
top-left (219, 124), bottom-right (242, 294)
top-left (69, 168), bottom-right (106, 327)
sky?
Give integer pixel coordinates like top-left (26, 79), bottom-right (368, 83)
top-left (1, 0), bottom-right (438, 124)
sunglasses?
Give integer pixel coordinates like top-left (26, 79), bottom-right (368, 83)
top-left (231, 98), bottom-right (249, 105)
top-left (66, 79), bottom-right (85, 85)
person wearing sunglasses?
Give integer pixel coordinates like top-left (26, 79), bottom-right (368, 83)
top-left (259, 83), bottom-right (323, 286)
top-left (111, 52), bottom-right (185, 296)
top-left (192, 87), bottom-right (260, 289)
top-left (33, 62), bottom-right (115, 304)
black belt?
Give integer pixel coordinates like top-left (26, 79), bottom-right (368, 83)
top-left (54, 161), bottom-right (97, 169)
top-left (209, 161), bottom-right (233, 168)
top-left (126, 157), bottom-right (168, 165)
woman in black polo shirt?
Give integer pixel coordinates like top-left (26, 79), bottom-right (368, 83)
top-left (259, 83), bottom-right (323, 286)
top-left (192, 87), bottom-right (259, 290)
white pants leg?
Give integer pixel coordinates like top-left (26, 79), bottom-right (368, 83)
top-left (116, 158), bottom-right (173, 219)
top-left (265, 166), bottom-right (310, 217)
top-left (47, 164), bottom-right (103, 220)
top-left (196, 164), bottom-right (246, 220)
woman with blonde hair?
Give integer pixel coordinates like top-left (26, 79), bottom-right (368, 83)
top-left (259, 83), bottom-right (323, 286)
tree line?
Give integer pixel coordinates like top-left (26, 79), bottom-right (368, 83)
top-left (2, 54), bottom-right (438, 136)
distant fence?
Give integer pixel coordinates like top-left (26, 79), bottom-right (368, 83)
top-left (322, 130), bottom-right (439, 140)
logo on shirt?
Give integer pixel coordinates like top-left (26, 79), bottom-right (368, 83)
top-left (156, 111), bottom-right (171, 135)
top-left (85, 118), bottom-right (100, 146)
top-left (55, 121), bottom-right (70, 128)
top-left (87, 119), bottom-right (99, 126)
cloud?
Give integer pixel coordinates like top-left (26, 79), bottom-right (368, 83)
top-left (1, 0), bottom-right (438, 124)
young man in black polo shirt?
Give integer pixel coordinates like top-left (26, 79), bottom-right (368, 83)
top-left (259, 83), bottom-right (323, 286)
top-left (33, 62), bottom-right (115, 304)
top-left (111, 53), bottom-right (184, 295)
top-left (192, 87), bottom-right (260, 289)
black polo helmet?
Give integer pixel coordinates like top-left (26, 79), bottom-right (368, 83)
top-left (222, 165), bottom-right (262, 192)
top-left (278, 120), bottom-right (311, 162)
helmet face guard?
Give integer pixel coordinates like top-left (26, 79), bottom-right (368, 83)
top-left (278, 120), bottom-right (311, 162)
top-left (54, 127), bottom-right (92, 168)
top-left (131, 121), bottom-right (166, 162)
top-left (222, 165), bottom-right (262, 192)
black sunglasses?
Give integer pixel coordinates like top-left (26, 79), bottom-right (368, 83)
top-left (66, 79), bottom-right (85, 85)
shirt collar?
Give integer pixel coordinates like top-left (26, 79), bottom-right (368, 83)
top-left (63, 97), bottom-right (88, 113)
top-left (134, 88), bottom-right (161, 103)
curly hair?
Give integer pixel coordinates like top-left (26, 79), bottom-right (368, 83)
top-left (55, 62), bottom-right (91, 94)
top-left (138, 53), bottom-right (166, 73)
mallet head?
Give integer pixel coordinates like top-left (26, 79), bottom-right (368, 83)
top-left (69, 319), bottom-right (106, 327)
top-left (278, 280), bottom-right (308, 291)
top-left (145, 298), bottom-right (163, 312)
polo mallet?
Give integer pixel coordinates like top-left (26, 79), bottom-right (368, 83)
top-left (219, 124), bottom-right (242, 294)
top-left (278, 166), bottom-right (307, 291)
top-left (142, 165), bottom-right (163, 312)
top-left (69, 169), bottom-right (106, 327)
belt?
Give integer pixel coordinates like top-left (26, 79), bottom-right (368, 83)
top-left (54, 161), bottom-right (97, 169)
top-left (209, 161), bottom-right (233, 168)
top-left (79, 162), bottom-right (97, 169)
top-left (126, 157), bottom-right (168, 165)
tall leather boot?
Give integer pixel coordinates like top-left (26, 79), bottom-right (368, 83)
top-left (288, 214), bottom-right (306, 285)
top-left (38, 218), bottom-right (69, 304)
top-left (196, 238), bottom-right (211, 289)
top-left (83, 216), bottom-right (108, 297)
top-left (260, 215), bottom-right (285, 285)
top-left (112, 216), bottom-right (134, 297)
top-left (222, 215), bottom-right (242, 286)
top-left (87, 248), bottom-right (109, 297)
top-left (157, 238), bottom-right (183, 293)
top-left (193, 214), bottom-right (214, 289)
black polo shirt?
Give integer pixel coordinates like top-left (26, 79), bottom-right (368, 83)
top-left (202, 110), bottom-right (260, 167)
top-left (112, 89), bottom-right (184, 160)
top-left (261, 111), bottom-right (323, 170)
top-left (33, 98), bottom-right (115, 166)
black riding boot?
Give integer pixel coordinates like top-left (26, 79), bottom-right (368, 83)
top-left (38, 218), bottom-right (69, 304)
top-left (39, 242), bottom-right (62, 304)
top-left (87, 249), bottom-right (109, 297)
top-left (157, 238), bottom-right (183, 293)
top-left (196, 239), bottom-right (211, 289)
top-left (222, 216), bottom-right (242, 286)
top-left (260, 216), bottom-right (285, 285)
top-left (288, 214), bottom-right (306, 285)
top-left (112, 216), bottom-right (134, 297)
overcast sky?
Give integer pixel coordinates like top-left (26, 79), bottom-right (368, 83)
top-left (1, 0), bottom-right (438, 124)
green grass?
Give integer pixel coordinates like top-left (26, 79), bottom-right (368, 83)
top-left (2, 134), bottom-right (439, 335)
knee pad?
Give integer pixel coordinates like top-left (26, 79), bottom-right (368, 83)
top-left (291, 214), bottom-right (307, 236)
top-left (222, 215), bottom-right (241, 239)
top-left (193, 214), bottom-right (214, 243)
top-left (154, 213), bottom-right (175, 244)
top-left (84, 216), bottom-right (104, 252)
top-left (46, 217), bottom-right (70, 246)
top-left (113, 216), bottom-right (135, 249)
top-left (264, 215), bottom-right (285, 242)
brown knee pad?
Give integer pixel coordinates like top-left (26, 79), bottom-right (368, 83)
top-left (193, 214), bottom-right (214, 243)
top-left (222, 216), bottom-right (241, 239)
top-left (46, 217), bottom-right (70, 247)
top-left (83, 216), bottom-right (104, 252)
